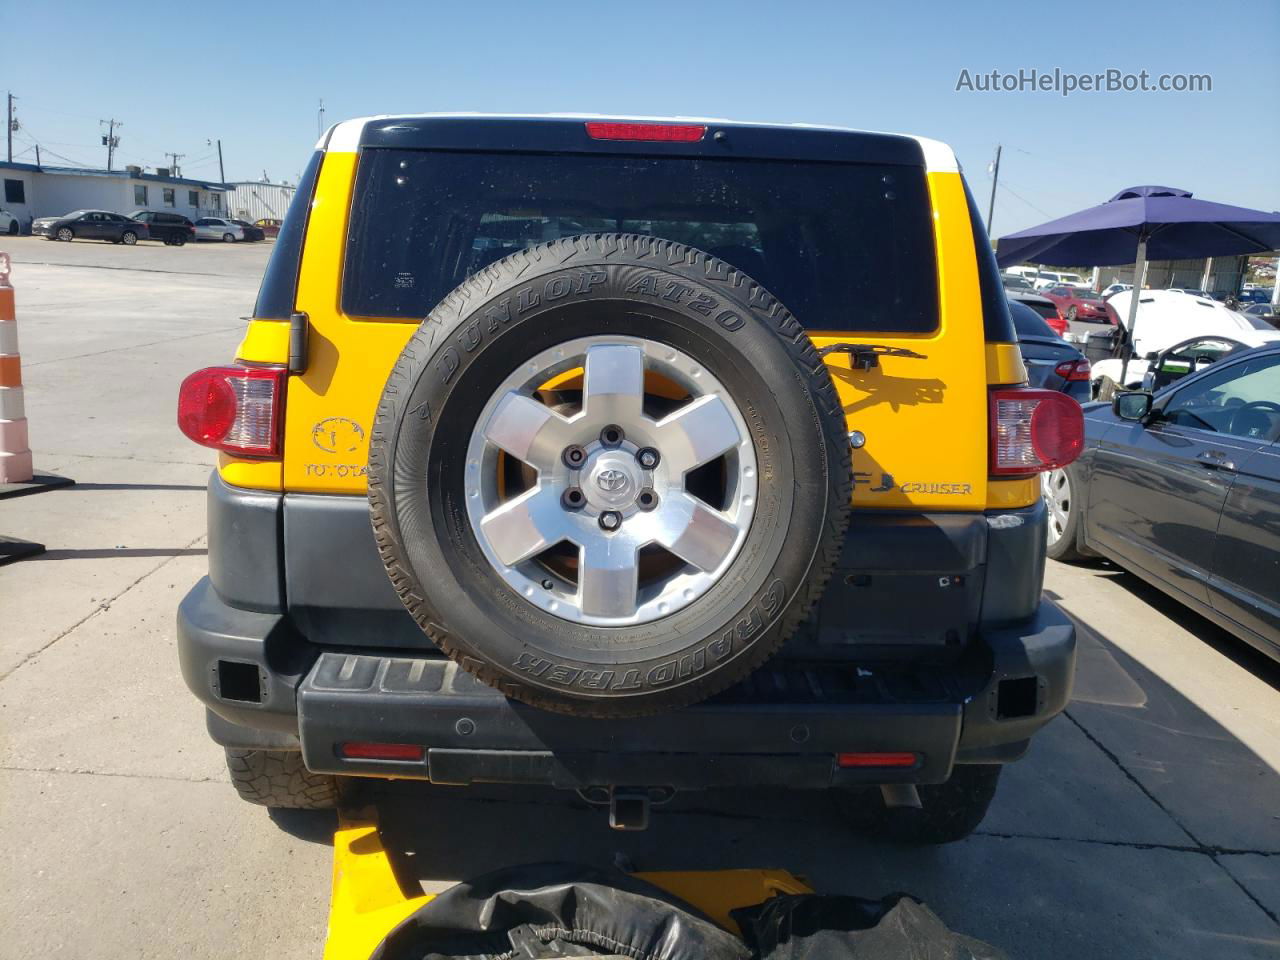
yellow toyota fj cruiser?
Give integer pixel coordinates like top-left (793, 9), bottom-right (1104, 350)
top-left (176, 115), bottom-right (1081, 841)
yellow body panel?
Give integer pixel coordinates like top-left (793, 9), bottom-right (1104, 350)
top-left (324, 808), bottom-right (809, 957)
top-left (225, 155), bottom-right (1037, 511)
top-left (277, 151), bottom-right (417, 494)
top-left (810, 171), bottom-right (992, 512)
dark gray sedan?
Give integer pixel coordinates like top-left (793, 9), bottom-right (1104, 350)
top-left (1044, 343), bottom-right (1280, 661)
top-left (1011, 299), bottom-right (1091, 403)
top-left (31, 209), bottom-right (149, 244)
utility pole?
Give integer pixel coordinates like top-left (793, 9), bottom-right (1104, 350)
top-left (100, 118), bottom-right (122, 171)
top-left (317, 98), bottom-right (325, 138)
top-left (216, 139), bottom-right (225, 183)
top-left (34, 144), bottom-right (40, 168)
top-left (165, 152), bottom-right (185, 177)
top-left (6, 92), bottom-right (15, 163)
top-left (985, 144), bottom-right (1002, 235)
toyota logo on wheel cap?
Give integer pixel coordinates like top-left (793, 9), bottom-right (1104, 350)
top-left (597, 469), bottom-right (629, 493)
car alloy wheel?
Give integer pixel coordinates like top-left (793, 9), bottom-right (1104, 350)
top-left (222, 233), bottom-right (235, 243)
top-left (1042, 468), bottom-right (1071, 547)
top-left (56, 227), bottom-right (73, 241)
top-left (1066, 306), bottom-right (1077, 321)
top-left (464, 336), bottom-right (757, 626)
top-left (121, 231), bottom-right (137, 245)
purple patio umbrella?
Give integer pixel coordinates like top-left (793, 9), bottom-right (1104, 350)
top-left (996, 186), bottom-right (1280, 383)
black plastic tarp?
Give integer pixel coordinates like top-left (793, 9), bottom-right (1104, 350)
top-left (370, 864), bottom-right (1006, 960)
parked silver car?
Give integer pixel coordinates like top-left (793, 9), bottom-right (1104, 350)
top-left (193, 217), bottom-right (244, 243)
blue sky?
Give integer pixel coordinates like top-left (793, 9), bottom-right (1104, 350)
top-left (4, 0), bottom-right (1276, 235)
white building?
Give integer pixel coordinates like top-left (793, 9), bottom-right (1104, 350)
top-left (226, 180), bottom-right (296, 223)
top-left (0, 161), bottom-right (232, 227)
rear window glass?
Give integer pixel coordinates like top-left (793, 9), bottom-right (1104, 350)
top-left (1009, 300), bottom-right (1058, 338)
top-left (343, 149), bottom-right (939, 333)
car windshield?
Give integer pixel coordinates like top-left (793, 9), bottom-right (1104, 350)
top-left (343, 148), bottom-right (940, 333)
top-left (1009, 299), bottom-right (1058, 338)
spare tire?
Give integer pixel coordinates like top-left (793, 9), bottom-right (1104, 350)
top-left (368, 234), bottom-right (850, 717)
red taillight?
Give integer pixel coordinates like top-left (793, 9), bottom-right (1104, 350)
top-left (585, 121), bottom-right (707, 142)
top-left (836, 752), bottom-right (919, 768)
top-left (1054, 358), bottom-right (1091, 381)
top-left (177, 364), bottom-right (285, 457)
top-left (339, 741), bottom-right (424, 761)
top-left (990, 388), bottom-right (1083, 476)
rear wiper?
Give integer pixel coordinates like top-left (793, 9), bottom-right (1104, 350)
top-left (817, 343), bottom-right (927, 370)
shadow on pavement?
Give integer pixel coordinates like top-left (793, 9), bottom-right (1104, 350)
top-left (1071, 568), bottom-right (1280, 690)
top-left (54, 482), bottom-right (207, 492)
top-left (312, 603), bottom-right (1280, 958)
top-left (26, 547), bottom-right (207, 560)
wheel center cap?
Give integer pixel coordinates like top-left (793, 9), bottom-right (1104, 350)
top-left (583, 453), bottom-right (642, 510)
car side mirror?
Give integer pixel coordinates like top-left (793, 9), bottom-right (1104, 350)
top-left (1113, 391), bottom-right (1154, 422)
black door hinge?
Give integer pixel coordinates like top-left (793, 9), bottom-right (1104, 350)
top-left (817, 343), bottom-right (926, 370)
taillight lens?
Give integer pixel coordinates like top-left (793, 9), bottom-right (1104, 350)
top-left (585, 121), bottom-right (707, 142)
top-left (990, 388), bottom-right (1083, 475)
top-left (177, 364), bottom-right (285, 457)
top-left (1054, 358), bottom-right (1092, 381)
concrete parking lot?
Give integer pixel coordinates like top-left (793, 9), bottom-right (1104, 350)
top-left (1, 235), bottom-right (1277, 958)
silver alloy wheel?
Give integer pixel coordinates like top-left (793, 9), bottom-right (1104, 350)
top-left (223, 232), bottom-right (235, 242)
top-left (56, 227), bottom-right (72, 241)
top-left (122, 231), bottom-right (137, 245)
top-left (464, 336), bottom-right (757, 626)
top-left (1042, 468), bottom-right (1071, 547)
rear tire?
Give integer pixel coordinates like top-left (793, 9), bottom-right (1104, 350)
top-left (6, 221), bottom-right (16, 236)
top-left (834, 765), bottom-right (1002, 845)
top-left (121, 230), bottom-right (137, 245)
top-left (224, 748), bottom-right (341, 810)
top-left (222, 232), bottom-right (236, 243)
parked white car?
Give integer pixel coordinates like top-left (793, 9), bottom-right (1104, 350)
top-left (1031, 271), bottom-right (1087, 290)
top-left (193, 217), bottom-right (244, 243)
top-left (0, 207), bottom-right (19, 236)
top-left (1092, 289), bottom-right (1280, 393)
top-left (1101, 283), bottom-right (1133, 299)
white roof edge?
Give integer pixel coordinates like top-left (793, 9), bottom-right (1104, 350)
top-left (315, 113), bottom-right (961, 173)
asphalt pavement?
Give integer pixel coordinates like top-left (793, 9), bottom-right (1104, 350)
top-left (1, 236), bottom-right (1277, 958)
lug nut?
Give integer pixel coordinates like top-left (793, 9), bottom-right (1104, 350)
top-left (562, 444), bottom-right (587, 468)
top-left (600, 425), bottom-right (625, 447)
top-left (637, 489), bottom-right (658, 511)
top-left (561, 488), bottom-right (585, 510)
top-left (598, 510), bottom-right (622, 531)
top-left (636, 447), bottom-right (660, 469)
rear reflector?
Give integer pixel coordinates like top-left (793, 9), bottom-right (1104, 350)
top-left (339, 741), bottom-right (424, 762)
top-left (177, 364), bottom-right (285, 457)
top-left (1054, 359), bottom-right (1092, 382)
top-left (990, 388), bottom-right (1084, 476)
top-left (585, 122), bottom-right (707, 142)
top-left (836, 752), bottom-right (919, 768)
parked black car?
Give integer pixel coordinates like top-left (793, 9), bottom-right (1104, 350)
top-left (1010, 299), bottom-right (1091, 402)
top-left (230, 218), bottom-right (265, 241)
top-left (129, 210), bottom-right (195, 246)
top-left (1044, 343), bottom-right (1280, 662)
top-left (31, 210), bottom-right (149, 244)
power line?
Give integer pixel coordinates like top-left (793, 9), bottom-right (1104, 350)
top-left (996, 181), bottom-right (1055, 220)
